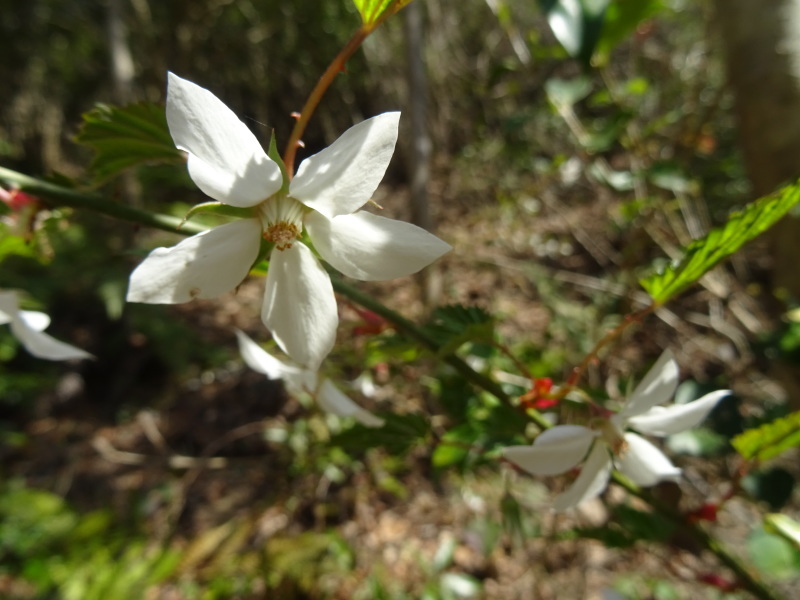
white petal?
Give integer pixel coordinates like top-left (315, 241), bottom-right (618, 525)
top-left (317, 379), bottom-right (385, 427)
top-left (619, 350), bottom-right (680, 419)
top-left (234, 329), bottom-right (315, 395)
top-left (262, 243), bottom-right (337, 371)
top-left (306, 211), bottom-right (451, 281)
top-left (127, 219), bottom-right (261, 304)
top-left (552, 442), bottom-right (613, 511)
top-left (166, 72), bottom-right (281, 207)
top-left (10, 318), bottom-right (92, 360)
top-left (617, 432), bottom-right (681, 486)
top-left (0, 290), bottom-right (19, 325)
top-left (290, 112), bottom-right (400, 218)
top-left (503, 425), bottom-right (596, 476)
top-left (18, 310), bottom-right (50, 332)
top-left (628, 390), bottom-right (730, 437)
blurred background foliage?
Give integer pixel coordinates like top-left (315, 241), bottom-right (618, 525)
top-left (1, 0), bottom-right (800, 597)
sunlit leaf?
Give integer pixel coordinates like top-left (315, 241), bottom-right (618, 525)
top-left (746, 527), bottom-right (800, 579)
top-left (75, 103), bottom-right (182, 182)
top-left (641, 180), bottom-right (800, 304)
top-left (352, 0), bottom-right (411, 26)
top-left (538, 0), bottom-right (609, 66)
top-left (731, 410), bottom-right (800, 461)
top-left (594, 0), bottom-right (665, 65)
top-left (766, 514), bottom-right (800, 551)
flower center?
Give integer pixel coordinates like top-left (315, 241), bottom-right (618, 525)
top-left (258, 194), bottom-right (305, 251)
top-left (597, 419), bottom-right (627, 455)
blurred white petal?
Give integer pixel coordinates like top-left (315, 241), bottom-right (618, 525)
top-left (619, 350), bottom-right (680, 418)
top-left (503, 425), bottom-right (596, 476)
top-left (617, 432), bottom-right (681, 486)
top-left (234, 329), bottom-right (314, 394)
top-left (553, 442), bottom-right (613, 511)
top-left (317, 379), bottom-right (384, 427)
top-left (628, 390), bottom-right (730, 436)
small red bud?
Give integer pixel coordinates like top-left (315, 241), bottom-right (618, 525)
top-left (687, 503), bottom-right (719, 523)
top-left (698, 573), bottom-right (739, 592)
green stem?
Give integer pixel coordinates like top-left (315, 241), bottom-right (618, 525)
top-left (282, 27), bottom-right (370, 176)
top-left (565, 303), bottom-right (657, 388)
top-left (282, 0), bottom-right (410, 175)
top-left (330, 275), bottom-right (552, 431)
top-left (0, 166), bottom-right (205, 236)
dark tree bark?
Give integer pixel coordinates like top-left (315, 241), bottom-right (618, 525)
top-left (714, 0), bottom-right (800, 298)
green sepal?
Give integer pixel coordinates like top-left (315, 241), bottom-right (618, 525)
top-left (267, 131), bottom-right (290, 194)
top-left (180, 202), bottom-right (254, 227)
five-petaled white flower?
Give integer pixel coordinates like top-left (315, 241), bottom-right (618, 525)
top-left (503, 350), bottom-right (729, 511)
top-left (127, 73), bottom-right (451, 370)
top-left (0, 290), bottom-right (92, 361)
top-left (236, 329), bottom-right (384, 428)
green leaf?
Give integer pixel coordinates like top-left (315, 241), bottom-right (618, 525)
top-left (422, 304), bottom-right (494, 357)
top-left (765, 514), bottom-right (800, 551)
top-left (538, 0), bottom-right (609, 66)
top-left (75, 103), bottom-right (183, 182)
top-left (731, 410), bottom-right (800, 461)
top-left (432, 424), bottom-right (479, 469)
top-left (594, 0), bottom-right (665, 65)
top-left (640, 180), bottom-right (800, 304)
top-left (352, 0), bottom-right (411, 26)
top-left (746, 527), bottom-right (800, 579)
top-left (267, 130), bottom-right (290, 194)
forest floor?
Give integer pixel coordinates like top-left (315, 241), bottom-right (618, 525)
top-left (3, 170), bottom-right (799, 600)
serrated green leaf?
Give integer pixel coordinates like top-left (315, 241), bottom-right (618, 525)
top-left (75, 103), bottom-right (182, 182)
top-left (352, 0), bottom-right (411, 26)
top-left (267, 131), bottom-right (290, 193)
top-left (641, 180), bottom-right (800, 304)
top-left (330, 413), bottom-right (430, 455)
top-left (423, 304), bottom-right (494, 356)
top-left (731, 410), bottom-right (800, 461)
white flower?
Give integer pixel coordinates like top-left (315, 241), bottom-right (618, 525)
top-left (503, 350), bottom-right (729, 510)
top-left (236, 329), bottom-right (384, 428)
top-left (127, 73), bottom-right (451, 370)
top-left (0, 290), bottom-right (92, 361)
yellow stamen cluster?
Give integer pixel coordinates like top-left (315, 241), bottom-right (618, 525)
top-left (258, 193), bottom-right (306, 251)
top-left (264, 222), bottom-right (301, 250)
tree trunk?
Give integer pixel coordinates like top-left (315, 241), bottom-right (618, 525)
top-left (714, 0), bottom-right (800, 299)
